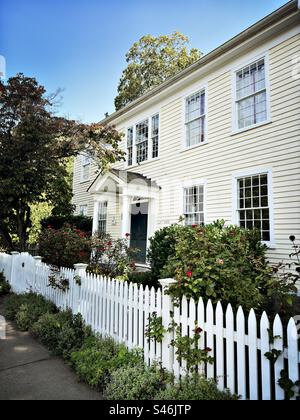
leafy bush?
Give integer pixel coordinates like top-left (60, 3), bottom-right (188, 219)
top-left (147, 225), bottom-right (179, 280)
top-left (0, 272), bottom-right (11, 296)
top-left (104, 364), bottom-right (172, 400)
top-left (39, 224), bottom-right (91, 268)
top-left (41, 215), bottom-right (93, 235)
top-left (163, 221), bottom-right (293, 313)
top-left (3, 293), bottom-right (56, 323)
top-left (127, 271), bottom-right (160, 288)
top-left (88, 233), bottom-right (138, 280)
top-left (31, 310), bottom-right (92, 359)
top-left (155, 375), bottom-right (238, 400)
top-left (70, 335), bottom-right (143, 389)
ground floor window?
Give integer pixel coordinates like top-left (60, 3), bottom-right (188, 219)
top-left (237, 173), bottom-right (270, 242)
top-left (98, 201), bottom-right (108, 233)
top-left (184, 185), bottom-right (205, 225)
top-left (79, 204), bottom-right (88, 217)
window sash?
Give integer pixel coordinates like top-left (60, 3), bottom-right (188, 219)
top-left (237, 174), bottom-right (270, 242)
top-left (185, 91), bottom-right (205, 147)
top-left (151, 114), bottom-right (159, 159)
top-left (79, 205), bottom-right (88, 217)
top-left (184, 185), bottom-right (205, 226)
top-left (98, 202), bottom-right (108, 233)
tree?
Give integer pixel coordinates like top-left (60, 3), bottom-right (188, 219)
top-left (115, 32), bottom-right (202, 110)
top-left (0, 74), bottom-right (125, 251)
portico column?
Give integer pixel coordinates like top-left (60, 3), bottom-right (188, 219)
top-left (121, 193), bottom-right (131, 238)
top-left (92, 200), bottom-right (100, 234)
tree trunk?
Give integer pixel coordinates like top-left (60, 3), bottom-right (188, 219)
top-left (16, 202), bottom-right (31, 252)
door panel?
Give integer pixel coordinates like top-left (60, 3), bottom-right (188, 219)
top-left (130, 209), bottom-right (148, 264)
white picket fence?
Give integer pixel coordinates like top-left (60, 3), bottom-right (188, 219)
top-left (0, 251), bottom-right (299, 400)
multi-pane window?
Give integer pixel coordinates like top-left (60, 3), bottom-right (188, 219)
top-left (81, 154), bottom-right (91, 182)
top-left (237, 174), bottom-right (270, 241)
top-left (151, 114), bottom-right (159, 159)
top-left (79, 205), bottom-right (88, 217)
top-left (236, 59), bottom-right (267, 129)
top-left (127, 127), bottom-right (133, 166)
top-left (185, 90), bottom-right (205, 147)
top-left (136, 120), bottom-right (149, 163)
top-left (184, 185), bottom-right (205, 226)
top-left (98, 201), bottom-right (108, 233)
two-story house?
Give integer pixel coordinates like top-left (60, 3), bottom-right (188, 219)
top-left (73, 1), bottom-right (300, 272)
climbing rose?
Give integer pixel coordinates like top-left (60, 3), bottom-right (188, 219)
top-left (125, 233), bottom-right (130, 238)
top-left (186, 271), bottom-right (193, 278)
top-left (204, 347), bottom-right (212, 353)
top-left (195, 327), bottom-right (203, 334)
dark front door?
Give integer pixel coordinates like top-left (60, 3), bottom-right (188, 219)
top-left (130, 204), bottom-right (148, 264)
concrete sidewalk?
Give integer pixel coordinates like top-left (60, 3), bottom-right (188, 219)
top-left (0, 297), bottom-right (101, 400)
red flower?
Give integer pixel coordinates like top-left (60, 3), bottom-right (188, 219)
top-left (107, 241), bottom-right (113, 247)
top-left (204, 347), bottom-right (212, 353)
top-left (47, 225), bottom-right (52, 229)
top-left (192, 224), bottom-right (198, 228)
top-left (195, 327), bottom-right (203, 334)
top-left (125, 233), bottom-right (130, 238)
top-left (186, 271), bottom-right (193, 278)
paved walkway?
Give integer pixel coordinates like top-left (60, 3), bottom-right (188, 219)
top-left (0, 297), bottom-right (101, 400)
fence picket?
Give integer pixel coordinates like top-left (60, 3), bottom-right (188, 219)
top-left (0, 251), bottom-right (299, 401)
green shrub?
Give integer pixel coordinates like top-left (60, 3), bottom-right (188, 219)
top-left (39, 224), bottom-right (91, 268)
top-left (0, 272), bottom-right (11, 296)
top-left (104, 364), bottom-right (172, 400)
top-left (127, 271), bottom-right (159, 288)
top-left (31, 310), bottom-right (92, 359)
top-left (147, 225), bottom-right (179, 280)
top-left (163, 221), bottom-right (287, 312)
top-left (70, 335), bottom-right (143, 389)
top-left (155, 375), bottom-right (238, 400)
top-left (3, 293), bottom-right (56, 323)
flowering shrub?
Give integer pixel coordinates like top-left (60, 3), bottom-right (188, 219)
top-left (39, 224), bottom-right (91, 268)
top-left (88, 233), bottom-right (138, 279)
top-left (162, 220), bottom-right (296, 313)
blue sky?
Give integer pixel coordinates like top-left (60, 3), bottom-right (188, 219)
top-left (0, 0), bottom-right (288, 123)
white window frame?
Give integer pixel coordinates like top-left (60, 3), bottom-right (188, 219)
top-left (151, 113), bottom-right (160, 160)
top-left (232, 168), bottom-right (275, 247)
top-left (80, 153), bottom-right (92, 183)
top-left (232, 53), bottom-right (271, 134)
top-left (183, 86), bottom-right (208, 150)
top-left (126, 110), bottom-right (160, 168)
top-left (181, 179), bottom-right (207, 226)
top-left (126, 127), bottom-right (134, 167)
top-left (79, 204), bottom-right (88, 217)
top-left (98, 201), bottom-right (108, 233)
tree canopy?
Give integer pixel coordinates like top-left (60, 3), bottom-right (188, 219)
top-left (0, 73), bottom-right (124, 251)
top-left (114, 32), bottom-right (202, 110)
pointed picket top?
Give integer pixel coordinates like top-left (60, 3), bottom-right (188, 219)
top-left (287, 317), bottom-right (299, 392)
top-left (287, 316), bottom-right (298, 339)
top-left (248, 308), bottom-right (257, 325)
top-left (273, 314), bottom-right (283, 337)
top-left (216, 301), bottom-right (223, 317)
top-left (207, 299), bottom-right (214, 316)
top-left (260, 311), bottom-right (270, 329)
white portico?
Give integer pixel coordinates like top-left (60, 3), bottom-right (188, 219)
top-left (87, 169), bottom-right (160, 263)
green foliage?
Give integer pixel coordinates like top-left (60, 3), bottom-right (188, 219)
top-left (155, 375), bottom-right (238, 400)
top-left (3, 292), bottom-right (56, 322)
top-left (264, 349), bottom-right (283, 365)
top-left (41, 214), bottom-right (93, 235)
top-left (147, 224), bottom-right (179, 281)
top-left (88, 233), bottom-right (138, 279)
top-left (48, 267), bottom-right (70, 292)
top-left (278, 370), bottom-right (300, 400)
top-left (0, 271), bottom-right (11, 296)
top-left (104, 364), bottom-right (172, 400)
top-left (127, 271), bottom-right (159, 288)
top-left (39, 224), bottom-right (91, 268)
top-left (31, 310), bottom-right (92, 359)
top-left (170, 322), bottom-right (213, 373)
top-left (115, 32), bottom-right (201, 110)
top-left (70, 335), bottom-right (143, 389)
top-left (145, 312), bottom-right (166, 343)
top-left (163, 221), bottom-right (292, 313)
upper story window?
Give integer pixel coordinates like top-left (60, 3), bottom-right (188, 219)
top-left (127, 127), bottom-right (133, 166)
top-left (151, 114), bottom-right (159, 159)
top-left (183, 185), bottom-right (205, 226)
top-left (235, 58), bottom-right (268, 130)
top-left (136, 119), bottom-right (149, 164)
top-left (237, 173), bottom-right (270, 242)
top-left (81, 154), bottom-right (91, 182)
top-left (185, 90), bottom-right (206, 148)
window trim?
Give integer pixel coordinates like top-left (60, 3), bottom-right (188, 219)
top-left (231, 53), bottom-right (271, 134)
top-left (126, 110), bottom-right (160, 168)
top-left (80, 153), bottom-right (92, 183)
top-left (181, 179), bottom-right (207, 226)
top-left (232, 168), bottom-right (275, 248)
top-left (182, 86), bottom-right (208, 150)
